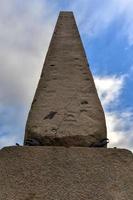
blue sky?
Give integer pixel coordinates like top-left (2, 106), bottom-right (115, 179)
top-left (0, 0), bottom-right (133, 150)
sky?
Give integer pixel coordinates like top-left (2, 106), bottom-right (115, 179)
top-left (0, 0), bottom-right (133, 151)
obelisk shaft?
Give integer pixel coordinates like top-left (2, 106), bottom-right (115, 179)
top-left (24, 11), bottom-right (107, 146)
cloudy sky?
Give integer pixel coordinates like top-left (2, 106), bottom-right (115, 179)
top-left (0, 0), bottom-right (133, 151)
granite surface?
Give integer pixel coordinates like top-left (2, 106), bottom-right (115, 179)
top-left (24, 11), bottom-right (107, 146)
top-left (0, 147), bottom-right (133, 200)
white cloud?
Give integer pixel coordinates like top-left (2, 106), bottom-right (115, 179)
top-left (0, 1), bottom-right (58, 148)
top-left (105, 111), bottom-right (133, 151)
top-left (94, 75), bottom-right (133, 151)
top-left (0, 1), bottom-right (56, 107)
top-left (94, 75), bottom-right (126, 107)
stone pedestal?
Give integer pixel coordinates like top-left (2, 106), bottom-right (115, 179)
top-left (0, 147), bottom-right (133, 200)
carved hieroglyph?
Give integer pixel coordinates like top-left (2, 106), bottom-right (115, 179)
top-left (24, 12), bottom-right (107, 146)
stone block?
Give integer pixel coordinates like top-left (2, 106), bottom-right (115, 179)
top-left (0, 147), bottom-right (133, 199)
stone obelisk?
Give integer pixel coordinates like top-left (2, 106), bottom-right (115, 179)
top-left (0, 11), bottom-right (133, 200)
top-left (24, 11), bottom-right (107, 147)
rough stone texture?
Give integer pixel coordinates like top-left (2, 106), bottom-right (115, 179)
top-left (24, 11), bottom-right (107, 146)
top-left (0, 147), bottom-right (133, 200)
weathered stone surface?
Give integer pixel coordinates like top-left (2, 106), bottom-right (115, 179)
top-left (0, 147), bottom-right (133, 200)
top-left (24, 11), bottom-right (107, 146)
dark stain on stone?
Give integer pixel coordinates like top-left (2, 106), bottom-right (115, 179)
top-left (67, 114), bottom-right (74, 118)
top-left (44, 111), bottom-right (57, 120)
top-left (80, 109), bottom-right (87, 112)
top-left (25, 138), bottom-right (41, 146)
top-left (81, 100), bottom-right (88, 105)
top-left (83, 72), bottom-right (87, 75)
top-left (85, 77), bottom-right (90, 81)
top-left (25, 193), bottom-right (36, 200)
top-left (50, 64), bottom-right (55, 66)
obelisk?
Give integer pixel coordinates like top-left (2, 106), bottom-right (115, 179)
top-left (24, 11), bottom-right (107, 147)
top-left (0, 11), bottom-right (133, 200)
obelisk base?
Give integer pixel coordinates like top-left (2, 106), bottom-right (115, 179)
top-left (0, 147), bottom-right (133, 200)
